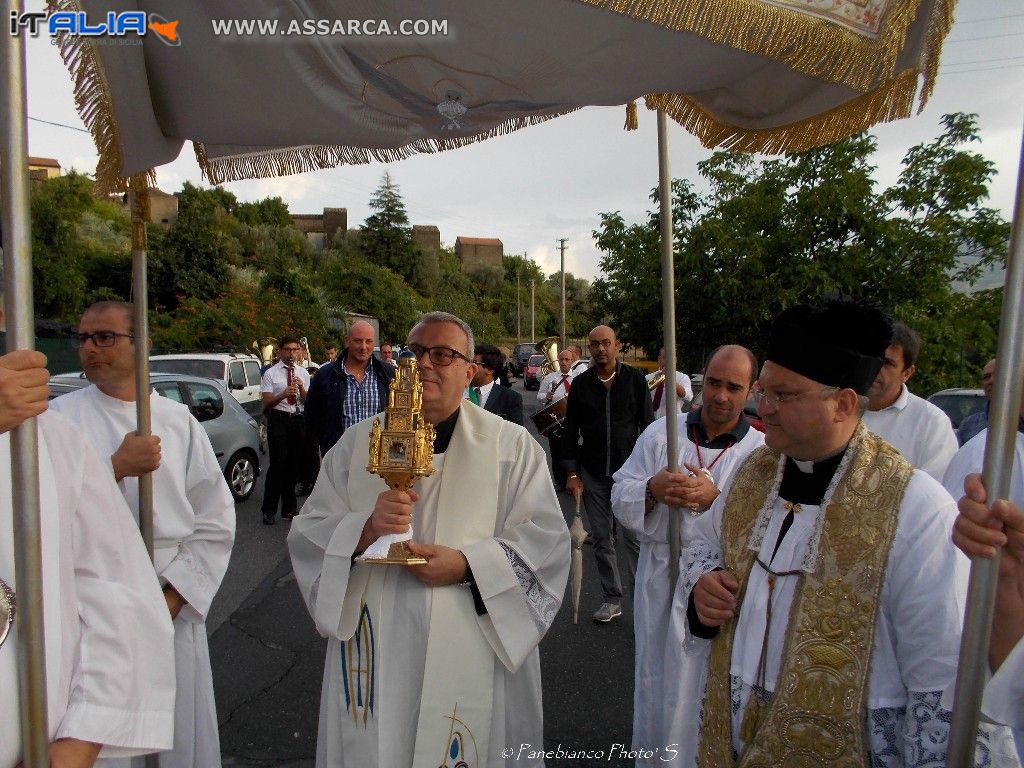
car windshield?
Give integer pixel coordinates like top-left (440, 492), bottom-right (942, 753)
top-left (527, 355), bottom-right (544, 366)
top-left (929, 393), bottom-right (985, 428)
top-left (150, 359), bottom-right (226, 380)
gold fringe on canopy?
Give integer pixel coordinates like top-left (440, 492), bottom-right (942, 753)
top-left (644, 67), bottom-right (920, 155)
top-left (624, 101), bottom-right (639, 131)
top-left (47, 0), bottom-right (154, 194)
top-left (193, 111), bottom-right (576, 185)
top-left (576, 0), bottom-right (954, 96)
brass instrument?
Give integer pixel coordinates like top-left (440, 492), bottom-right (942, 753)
top-left (535, 335), bottom-right (560, 378)
top-left (252, 336), bottom-right (278, 367)
top-left (648, 370), bottom-right (667, 390)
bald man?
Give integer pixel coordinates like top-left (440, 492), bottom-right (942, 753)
top-left (305, 320), bottom-right (395, 457)
top-left (562, 325), bottom-right (654, 622)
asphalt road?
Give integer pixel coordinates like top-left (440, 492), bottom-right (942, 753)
top-left (209, 378), bottom-right (639, 767)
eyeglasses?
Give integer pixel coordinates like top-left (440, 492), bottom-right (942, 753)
top-left (407, 343), bottom-right (472, 367)
top-left (72, 331), bottom-right (134, 348)
top-left (589, 339), bottom-right (614, 348)
top-left (751, 386), bottom-right (839, 409)
top-left (281, 346), bottom-right (302, 353)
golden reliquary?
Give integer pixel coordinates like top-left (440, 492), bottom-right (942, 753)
top-left (362, 352), bottom-right (435, 565)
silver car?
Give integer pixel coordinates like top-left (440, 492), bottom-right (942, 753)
top-left (49, 372), bottom-right (262, 502)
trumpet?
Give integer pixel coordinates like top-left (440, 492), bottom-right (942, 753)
top-left (648, 370), bottom-right (666, 390)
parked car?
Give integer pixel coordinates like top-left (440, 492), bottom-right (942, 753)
top-left (512, 342), bottom-right (538, 377)
top-left (524, 354), bottom-right (546, 390)
top-left (927, 388), bottom-right (986, 430)
top-left (149, 353), bottom-right (264, 418)
top-left (49, 372), bottom-right (262, 502)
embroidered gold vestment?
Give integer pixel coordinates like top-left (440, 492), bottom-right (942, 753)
top-left (697, 426), bottom-right (913, 767)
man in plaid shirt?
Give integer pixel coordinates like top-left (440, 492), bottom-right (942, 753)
top-left (305, 320), bottom-right (395, 458)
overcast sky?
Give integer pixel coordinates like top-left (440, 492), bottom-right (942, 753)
top-left (21, 1), bottom-right (1024, 282)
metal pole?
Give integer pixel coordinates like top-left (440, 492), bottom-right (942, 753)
top-left (947, 128), bottom-right (1024, 766)
top-left (657, 111), bottom-right (681, 592)
top-left (1, 5), bottom-right (50, 764)
top-left (516, 264), bottom-right (521, 345)
top-left (128, 181), bottom-right (161, 768)
top-left (558, 239), bottom-right (567, 350)
top-left (128, 181), bottom-right (155, 559)
top-left (530, 279), bottom-right (535, 341)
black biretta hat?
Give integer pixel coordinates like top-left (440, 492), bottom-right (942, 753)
top-left (766, 298), bottom-right (893, 395)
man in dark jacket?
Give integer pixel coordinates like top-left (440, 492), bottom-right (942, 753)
top-left (470, 344), bottom-right (524, 425)
top-left (305, 320), bottom-right (395, 457)
top-left (562, 325), bottom-right (654, 623)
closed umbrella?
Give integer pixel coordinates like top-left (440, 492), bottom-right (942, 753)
top-left (569, 493), bottom-right (589, 625)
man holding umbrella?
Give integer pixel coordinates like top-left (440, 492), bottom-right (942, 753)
top-left (562, 325), bottom-right (653, 623)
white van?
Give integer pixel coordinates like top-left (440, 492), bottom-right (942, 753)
top-left (149, 353), bottom-right (265, 417)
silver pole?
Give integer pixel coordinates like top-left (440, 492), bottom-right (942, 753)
top-left (530, 279), bottom-right (535, 341)
top-left (1, 4), bottom-right (50, 764)
top-left (516, 265), bottom-right (521, 345)
top-left (656, 111), bottom-right (681, 591)
top-left (128, 183), bottom-right (155, 559)
top-left (558, 239), bottom-right (567, 350)
top-left (128, 183), bottom-right (161, 768)
top-left (947, 128), bottom-right (1024, 765)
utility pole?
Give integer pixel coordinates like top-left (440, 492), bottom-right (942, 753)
top-left (530, 279), bottom-right (535, 341)
top-left (516, 263), bottom-right (521, 345)
top-left (558, 238), bottom-right (567, 350)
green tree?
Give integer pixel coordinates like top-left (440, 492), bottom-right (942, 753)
top-left (592, 114), bottom-right (1009, 390)
top-left (360, 172), bottom-right (419, 283)
top-left (29, 172), bottom-right (94, 319)
top-left (320, 255), bottom-right (422, 342)
top-left (234, 196), bottom-right (292, 228)
top-left (148, 182), bottom-right (236, 310)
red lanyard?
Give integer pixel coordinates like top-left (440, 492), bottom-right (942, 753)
top-left (691, 424), bottom-right (735, 473)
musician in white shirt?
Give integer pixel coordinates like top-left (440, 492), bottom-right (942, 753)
top-left (537, 350), bottom-right (576, 490)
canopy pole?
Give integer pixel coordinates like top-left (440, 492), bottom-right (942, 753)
top-left (657, 110), bottom-right (681, 591)
top-left (128, 180), bottom-right (161, 768)
top-left (128, 180), bottom-right (155, 558)
top-left (1, 4), bottom-right (50, 765)
top-left (947, 128), bottom-right (1024, 766)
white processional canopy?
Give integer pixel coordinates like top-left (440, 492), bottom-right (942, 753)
top-left (59, 0), bottom-right (953, 189)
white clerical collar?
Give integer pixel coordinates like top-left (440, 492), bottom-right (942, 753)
top-left (793, 458), bottom-right (815, 473)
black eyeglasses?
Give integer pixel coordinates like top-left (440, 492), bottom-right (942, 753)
top-left (72, 331), bottom-right (134, 348)
top-left (407, 343), bottom-right (472, 367)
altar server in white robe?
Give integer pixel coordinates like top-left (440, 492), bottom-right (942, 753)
top-left (862, 321), bottom-right (958, 481)
top-left (687, 299), bottom-right (1018, 767)
top-left (944, 383), bottom-right (1024, 759)
top-left (289, 311), bottom-right (569, 768)
top-left (611, 345), bottom-right (763, 764)
top-left (0, 347), bottom-right (174, 768)
top-left (50, 301), bottom-right (235, 768)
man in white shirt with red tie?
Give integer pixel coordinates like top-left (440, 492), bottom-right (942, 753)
top-left (647, 346), bottom-right (693, 419)
top-left (537, 350), bottom-right (576, 490)
top-left (261, 336), bottom-right (311, 525)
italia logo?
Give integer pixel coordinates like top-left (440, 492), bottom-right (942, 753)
top-left (9, 11), bottom-right (181, 46)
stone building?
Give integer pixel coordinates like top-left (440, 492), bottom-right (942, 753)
top-left (292, 207), bottom-right (348, 250)
top-left (27, 156), bottom-right (61, 182)
top-left (455, 236), bottom-right (503, 273)
top-left (147, 187), bottom-right (179, 227)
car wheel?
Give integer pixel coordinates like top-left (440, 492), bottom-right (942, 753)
top-left (225, 450), bottom-right (259, 502)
